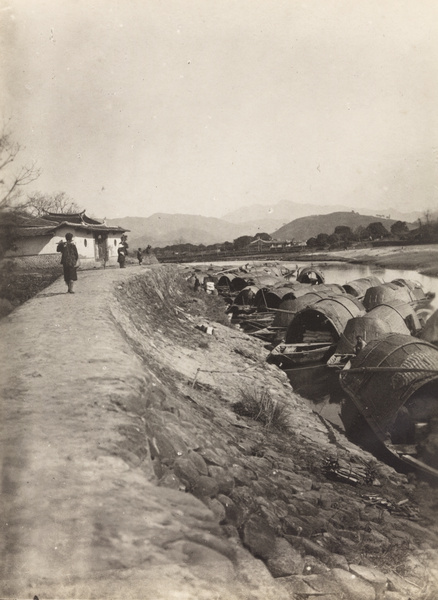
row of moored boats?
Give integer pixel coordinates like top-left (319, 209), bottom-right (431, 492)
top-left (188, 263), bottom-right (438, 478)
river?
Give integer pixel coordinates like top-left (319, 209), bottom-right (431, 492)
top-left (287, 260), bottom-right (438, 312)
top-left (192, 258), bottom-right (438, 429)
top-left (193, 258), bottom-right (438, 313)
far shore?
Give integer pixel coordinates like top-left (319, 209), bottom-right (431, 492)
top-left (296, 243), bottom-right (438, 277)
top-left (181, 243), bottom-right (438, 277)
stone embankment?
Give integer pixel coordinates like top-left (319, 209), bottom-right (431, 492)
top-left (0, 264), bottom-right (437, 599)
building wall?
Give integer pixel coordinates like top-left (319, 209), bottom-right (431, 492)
top-left (6, 227), bottom-right (126, 267)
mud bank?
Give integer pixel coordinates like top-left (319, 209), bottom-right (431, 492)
top-left (1, 264), bottom-right (437, 599)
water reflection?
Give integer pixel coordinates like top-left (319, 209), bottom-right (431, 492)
top-left (284, 260), bottom-right (438, 312)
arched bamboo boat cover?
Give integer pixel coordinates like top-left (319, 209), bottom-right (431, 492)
top-left (335, 314), bottom-right (410, 354)
top-left (216, 273), bottom-right (248, 292)
top-left (296, 267), bottom-right (325, 284)
top-left (363, 283), bottom-right (418, 310)
top-left (258, 282), bottom-right (333, 310)
top-left (252, 276), bottom-right (286, 310)
top-left (340, 333), bottom-right (438, 440)
top-left (368, 300), bottom-right (421, 334)
top-left (258, 286), bottom-right (305, 310)
top-left (234, 286), bottom-right (260, 306)
top-left (318, 283), bottom-right (346, 295)
top-left (391, 279), bottom-right (430, 304)
top-left (285, 295), bottom-right (365, 343)
top-left (342, 276), bottom-right (382, 298)
top-left (272, 291), bottom-right (334, 328)
top-left (419, 310), bottom-right (438, 345)
top-left (392, 278), bottom-right (423, 291)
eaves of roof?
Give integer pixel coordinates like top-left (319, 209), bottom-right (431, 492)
top-left (17, 226), bottom-right (57, 237)
top-left (15, 222), bottom-right (129, 236)
top-left (47, 221), bottom-right (129, 233)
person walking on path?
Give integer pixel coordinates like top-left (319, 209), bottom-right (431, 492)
top-left (137, 248), bottom-right (143, 265)
top-left (57, 232), bottom-right (79, 293)
top-left (117, 238), bottom-right (128, 268)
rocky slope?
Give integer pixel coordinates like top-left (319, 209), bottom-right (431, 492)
top-left (0, 264), bottom-right (437, 599)
top-left (112, 266), bottom-right (438, 599)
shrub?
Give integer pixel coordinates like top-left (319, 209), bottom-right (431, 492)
top-left (233, 386), bottom-right (287, 430)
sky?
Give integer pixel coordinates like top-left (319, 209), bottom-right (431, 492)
top-left (1, 0), bottom-right (437, 220)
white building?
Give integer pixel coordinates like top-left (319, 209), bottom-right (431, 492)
top-left (6, 211), bottom-right (129, 268)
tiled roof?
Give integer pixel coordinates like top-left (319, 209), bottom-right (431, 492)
top-left (44, 211), bottom-right (103, 225)
top-left (56, 221), bottom-right (127, 232)
top-left (18, 226), bottom-right (57, 237)
top-left (14, 213), bottom-right (128, 235)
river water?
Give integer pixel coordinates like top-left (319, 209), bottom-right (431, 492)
top-left (287, 260), bottom-right (438, 312)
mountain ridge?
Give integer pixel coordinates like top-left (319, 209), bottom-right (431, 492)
top-left (108, 202), bottom-right (426, 247)
top-left (272, 211), bottom-right (411, 242)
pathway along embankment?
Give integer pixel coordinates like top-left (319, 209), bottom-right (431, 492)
top-left (0, 263), bottom-right (437, 599)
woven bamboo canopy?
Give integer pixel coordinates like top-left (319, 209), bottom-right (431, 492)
top-left (336, 313), bottom-right (410, 354)
top-left (340, 333), bottom-right (438, 442)
top-left (363, 283), bottom-right (424, 310)
top-left (285, 295), bottom-right (365, 343)
top-left (342, 276), bottom-right (382, 298)
top-left (296, 266), bottom-right (325, 285)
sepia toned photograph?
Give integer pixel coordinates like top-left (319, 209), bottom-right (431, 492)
top-left (0, 1), bottom-right (437, 598)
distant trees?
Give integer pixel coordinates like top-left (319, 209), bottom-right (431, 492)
top-left (26, 191), bottom-right (82, 217)
top-left (0, 128), bottom-right (40, 210)
top-left (0, 128), bottom-right (41, 256)
top-left (334, 225), bottom-right (353, 239)
top-left (390, 220), bottom-right (409, 237)
top-left (255, 232), bottom-right (272, 241)
top-left (365, 222), bottom-right (389, 239)
top-left (306, 220), bottom-right (393, 248)
top-left (316, 233), bottom-right (329, 246)
top-left (233, 235), bottom-right (256, 250)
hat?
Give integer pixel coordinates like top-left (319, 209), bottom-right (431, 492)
top-left (65, 232), bottom-right (73, 241)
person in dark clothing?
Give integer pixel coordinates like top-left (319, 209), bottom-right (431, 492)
top-left (137, 248), bottom-right (143, 265)
top-left (117, 238), bottom-right (128, 268)
top-left (57, 232), bottom-right (79, 293)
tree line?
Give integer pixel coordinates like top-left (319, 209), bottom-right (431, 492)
top-left (0, 127), bottom-right (83, 256)
top-left (155, 232), bottom-right (273, 256)
top-left (306, 218), bottom-right (438, 249)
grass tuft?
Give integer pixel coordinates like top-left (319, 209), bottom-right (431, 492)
top-left (233, 386), bottom-right (287, 430)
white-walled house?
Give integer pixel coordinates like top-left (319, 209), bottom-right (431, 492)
top-left (5, 211), bottom-right (129, 268)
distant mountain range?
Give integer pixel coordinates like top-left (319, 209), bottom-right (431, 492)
top-left (106, 214), bottom-right (275, 248)
top-left (221, 199), bottom-right (425, 226)
top-left (108, 200), bottom-right (428, 248)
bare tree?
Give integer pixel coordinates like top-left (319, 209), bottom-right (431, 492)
top-left (0, 128), bottom-right (40, 209)
top-left (26, 191), bottom-right (82, 217)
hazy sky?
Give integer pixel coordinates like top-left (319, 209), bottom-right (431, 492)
top-left (1, 0), bottom-right (437, 219)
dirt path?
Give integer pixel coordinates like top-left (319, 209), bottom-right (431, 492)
top-left (0, 266), bottom-right (265, 599)
top-left (1, 265), bottom-right (437, 599)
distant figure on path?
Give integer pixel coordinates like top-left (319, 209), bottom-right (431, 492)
top-left (57, 232), bottom-right (79, 294)
top-left (193, 275), bottom-right (200, 292)
top-left (146, 244), bottom-right (151, 254)
top-left (137, 248), bottom-right (143, 265)
top-left (355, 335), bottom-right (367, 355)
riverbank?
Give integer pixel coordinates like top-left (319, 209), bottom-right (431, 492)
top-left (1, 264), bottom-right (437, 599)
top-left (285, 244), bottom-right (438, 277)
